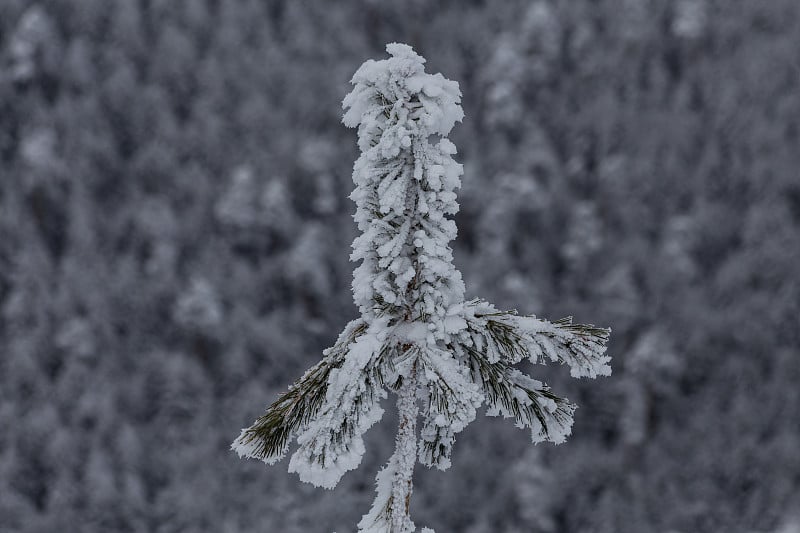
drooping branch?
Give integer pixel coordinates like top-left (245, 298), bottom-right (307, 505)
top-left (462, 342), bottom-right (576, 444)
top-left (232, 319), bottom-right (368, 465)
top-left (417, 347), bottom-right (483, 470)
top-left (287, 319), bottom-right (394, 488)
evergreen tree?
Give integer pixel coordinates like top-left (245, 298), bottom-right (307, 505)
top-left (233, 44), bottom-right (611, 532)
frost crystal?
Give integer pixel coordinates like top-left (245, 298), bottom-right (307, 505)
top-left (232, 43), bottom-right (611, 532)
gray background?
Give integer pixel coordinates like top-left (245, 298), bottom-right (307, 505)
top-left (1, 1), bottom-right (799, 532)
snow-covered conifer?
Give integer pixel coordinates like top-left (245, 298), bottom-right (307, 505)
top-left (232, 43), bottom-right (611, 532)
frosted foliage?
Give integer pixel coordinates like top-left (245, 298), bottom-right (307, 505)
top-left (55, 317), bottom-right (95, 360)
top-left (418, 347), bottom-right (482, 469)
top-left (9, 6), bottom-right (53, 82)
top-left (775, 519), bottom-right (800, 533)
top-left (343, 42), bottom-right (466, 341)
top-left (522, 2), bottom-right (561, 61)
top-left (287, 319), bottom-right (389, 489)
top-left (231, 318), bottom-right (369, 466)
top-left (214, 166), bottom-right (262, 229)
top-left (673, 0), bottom-right (707, 39)
top-left (233, 44), bottom-right (610, 533)
top-left (288, 223), bottom-right (333, 297)
top-left (21, 128), bottom-right (57, 172)
top-left (215, 166), bottom-right (294, 239)
top-left (563, 201), bottom-right (603, 268)
top-left (513, 449), bottom-right (556, 532)
top-left (620, 0), bottom-right (650, 41)
top-left (173, 278), bottom-right (222, 332)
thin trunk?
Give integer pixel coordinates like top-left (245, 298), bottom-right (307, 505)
top-left (390, 363), bottom-right (418, 533)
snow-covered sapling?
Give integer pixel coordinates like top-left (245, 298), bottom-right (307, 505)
top-left (232, 43), bottom-right (611, 533)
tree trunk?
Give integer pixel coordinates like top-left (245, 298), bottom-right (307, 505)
top-left (390, 364), bottom-right (418, 533)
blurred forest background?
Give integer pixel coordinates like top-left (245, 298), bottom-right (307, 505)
top-left (1, 1), bottom-right (799, 532)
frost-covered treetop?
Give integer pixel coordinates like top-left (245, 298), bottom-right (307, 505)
top-left (234, 44), bottom-right (611, 533)
top-left (343, 43), bottom-right (467, 347)
top-left (343, 43), bottom-right (464, 139)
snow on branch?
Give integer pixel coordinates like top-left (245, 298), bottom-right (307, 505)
top-left (462, 342), bottom-right (577, 445)
top-left (464, 299), bottom-right (612, 378)
top-left (417, 346), bottom-right (483, 470)
top-left (233, 43), bottom-right (611, 533)
top-left (287, 318), bottom-right (393, 488)
top-left (231, 319), bottom-right (379, 471)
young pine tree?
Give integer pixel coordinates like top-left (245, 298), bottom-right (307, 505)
top-left (232, 44), bottom-right (611, 533)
